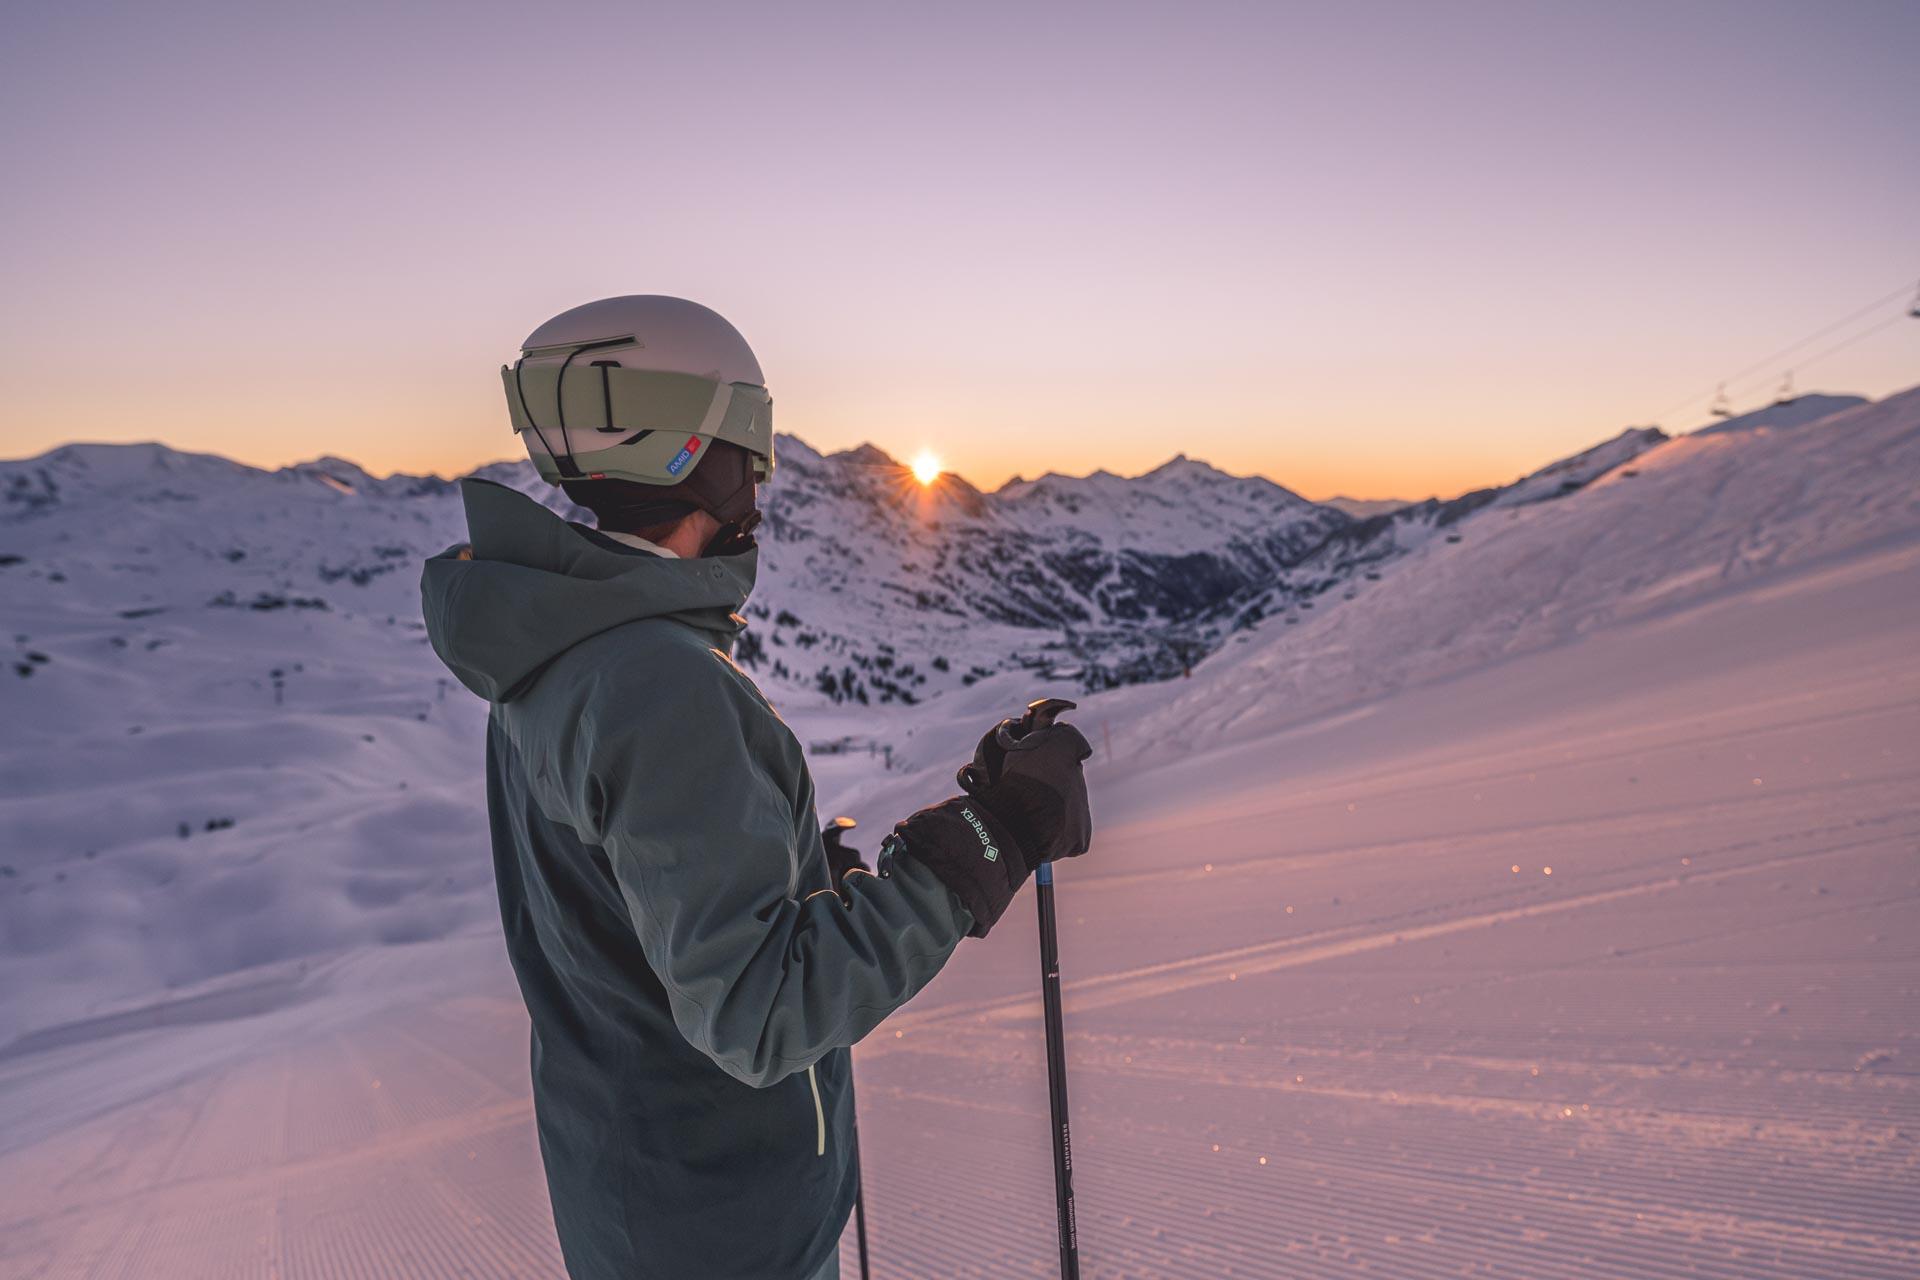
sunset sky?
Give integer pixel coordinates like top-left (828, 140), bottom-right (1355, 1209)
top-left (3, 1), bottom-right (1915, 499)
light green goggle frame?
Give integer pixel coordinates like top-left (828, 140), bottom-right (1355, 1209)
top-left (502, 351), bottom-right (774, 486)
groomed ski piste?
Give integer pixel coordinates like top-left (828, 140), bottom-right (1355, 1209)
top-left (2, 389), bottom-right (1916, 1278)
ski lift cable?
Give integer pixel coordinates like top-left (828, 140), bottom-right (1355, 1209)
top-left (1659, 275), bottom-right (1917, 416)
top-left (1717, 278), bottom-right (1917, 388)
top-left (1718, 308), bottom-right (1910, 406)
top-left (1643, 275), bottom-right (1919, 424)
top-left (1760, 312), bottom-right (1907, 387)
top-left (1704, 313), bottom-right (1908, 420)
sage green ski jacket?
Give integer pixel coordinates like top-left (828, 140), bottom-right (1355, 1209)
top-left (420, 479), bottom-right (972, 1280)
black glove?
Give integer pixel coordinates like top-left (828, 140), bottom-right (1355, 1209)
top-left (821, 816), bottom-right (869, 881)
top-left (957, 714), bottom-right (1094, 864)
top-left (889, 707), bottom-right (1093, 938)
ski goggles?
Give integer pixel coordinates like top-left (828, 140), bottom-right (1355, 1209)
top-left (503, 336), bottom-right (773, 483)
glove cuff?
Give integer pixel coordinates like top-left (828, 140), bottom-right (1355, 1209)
top-left (889, 796), bottom-right (1028, 938)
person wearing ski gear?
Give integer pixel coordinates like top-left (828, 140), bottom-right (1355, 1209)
top-left (420, 296), bottom-right (1094, 1280)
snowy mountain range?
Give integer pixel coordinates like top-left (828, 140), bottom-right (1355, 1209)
top-left (749, 437), bottom-right (1358, 694)
top-left (2, 387), bottom-right (1914, 1046)
top-left (6, 393), bottom-right (1865, 710)
top-left (17, 395), bottom-right (1816, 715)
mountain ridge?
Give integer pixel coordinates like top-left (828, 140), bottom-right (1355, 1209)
top-left (2, 391), bottom-right (1886, 703)
top-left (6, 436), bottom-right (1340, 504)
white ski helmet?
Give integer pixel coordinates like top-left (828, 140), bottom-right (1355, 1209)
top-left (502, 295), bottom-right (774, 495)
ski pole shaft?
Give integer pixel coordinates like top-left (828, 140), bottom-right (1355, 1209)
top-left (825, 817), bottom-right (874, 1280)
top-left (1036, 859), bottom-right (1080, 1279)
top-left (854, 1167), bottom-right (871, 1280)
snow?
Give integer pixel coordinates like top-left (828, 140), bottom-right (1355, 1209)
top-left (1, 387), bottom-right (1916, 1277)
top-left (1486, 425), bottom-right (1666, 508)
top-left (750, 436), bottom-right (1351, 696)
top-left (995, 454), bottom-right (1330, 558)
top-left (1690, 392), bottom-right (1868, 437)
top-left (1087, 388), bottom-right (1919, 761)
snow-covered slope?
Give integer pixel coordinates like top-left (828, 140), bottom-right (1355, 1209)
top-left (1691, 392), bottom-right (1867, 436)
top-left (1094, 388), bottom-right (1919, 758)
top-left (1217, 426), bottom-right (1673, 632)
top-left (1489, 425), bottom-right (1668, 507)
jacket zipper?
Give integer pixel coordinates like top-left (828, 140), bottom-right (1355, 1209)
top-left (806, 1064), bottom-right (826, 1157)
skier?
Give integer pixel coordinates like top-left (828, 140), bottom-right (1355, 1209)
top-left (420, 295), bottom-right (1094, 1280)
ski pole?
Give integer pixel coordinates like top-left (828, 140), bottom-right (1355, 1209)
top-left (1019, 698), bottom-right (1081, 1280)
top-left (853, 1159), bottom-right (871, 1280)
top-left (823, 817), bottom-right (873, 1280)
top-left (1036, 859), bottom-right (1079, 1279)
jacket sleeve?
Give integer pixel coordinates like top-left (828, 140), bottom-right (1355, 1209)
top-left (580, 651), bottom-right (974, 1088)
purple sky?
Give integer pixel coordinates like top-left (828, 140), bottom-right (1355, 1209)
top-left (2, 1), bottom-right (1915, 498)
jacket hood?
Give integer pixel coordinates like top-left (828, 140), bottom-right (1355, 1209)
top-left (421, 478), bottom-right (756, 702)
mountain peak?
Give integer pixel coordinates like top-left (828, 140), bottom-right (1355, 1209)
top-left (1141, 453), bottom-right (1244, 483)
top-left (289, 456), bottom-right (375, 487)
top-left (831, 443), bottom-right (901, 469)
top-left (997, 453), bottom-right (1244, 495)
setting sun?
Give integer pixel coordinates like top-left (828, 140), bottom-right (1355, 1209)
top-left (910, 450), bottom-right (943, 485)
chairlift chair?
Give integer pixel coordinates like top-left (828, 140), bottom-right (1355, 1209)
top-left (1773, 372), bottom-right (1797, 407)
top-left (1709, 383), bottom-right (1734, 419)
